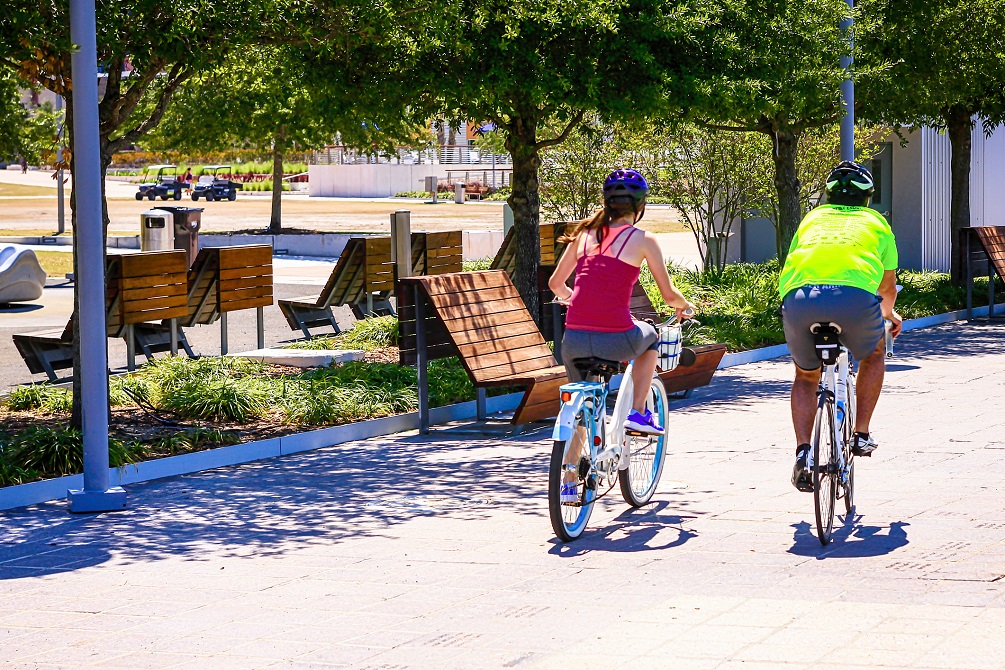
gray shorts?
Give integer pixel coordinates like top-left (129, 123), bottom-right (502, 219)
top-left (781, 285), bottom-right (885, 370)
top-left (561, 323), bottom-right (659, 381)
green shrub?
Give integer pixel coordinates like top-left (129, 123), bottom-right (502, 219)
top-left (284, 316), bottom-right (398, 351)
top-left (393, 190), bottom-right (432, 198)
top-left (463, 258), bottom-right (493, 272)
top-left (144, 428), bottom-right (241, 455)
top-left (161, 377), bottom-right (267, 422)
top-left (5, 385), bottom-right (71, 413)
top-left (281, 381), bottom-right (416, 425)
top-left (1, 427), bottom-right (140, 478)
top-left (484, 187), bottom-right (510, 201)
top-left (341, 316), bottom-right (398, 349)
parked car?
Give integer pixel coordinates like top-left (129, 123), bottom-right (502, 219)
top-left (135, 164), bottom-right (184, 201)
top-left (191, 165), bottom-right (243, 202)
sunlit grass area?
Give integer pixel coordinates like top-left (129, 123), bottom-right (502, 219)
top-left (32, 251), bottom-right (74, 277)
top-left (0, 183), bottom-right (58, 197)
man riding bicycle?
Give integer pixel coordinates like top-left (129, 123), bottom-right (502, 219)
top-left (782, 161), bottom-right (902, 492)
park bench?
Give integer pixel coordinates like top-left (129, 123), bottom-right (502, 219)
top-left (963, 226), bottom-right (1005, 319)
top-left (399, 270), bottom-right (568, 432)
top-left (133, 244), bottom-right (273, 355)
top-left (13, 250), bottom-right (192, 381)
top-left (279, 232), bottom-right (463, 338)
top-left (491, 222), bottom-right (569, 340)
top-left (490, 221), bottom-right (568, 275)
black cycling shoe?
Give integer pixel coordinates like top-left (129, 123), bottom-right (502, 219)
top-left (851, 432), bottom-right (878, 457)
top-left (791, 444), bottom-right (814, 493)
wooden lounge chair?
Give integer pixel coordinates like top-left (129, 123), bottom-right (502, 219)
top-left (399, 270), bottom-right (568, 431)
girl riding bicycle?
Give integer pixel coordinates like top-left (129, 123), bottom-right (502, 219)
top-left (549, 169), bottom-right (696, 436)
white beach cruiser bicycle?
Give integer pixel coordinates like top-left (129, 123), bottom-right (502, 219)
top-left (548, 314), bottom-right (696, 542)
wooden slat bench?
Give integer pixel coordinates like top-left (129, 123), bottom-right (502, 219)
top-left (280, 232), bottom-right (464, 338)
top-left (963, 226), bottom-right (1005, 319)
top-left (217, 245), bottom-right (273, 353)
top-left (132, 244), bottom-right (273, 356)
top-left (399, 270), bottom-right (568, 432)
top-left (119, 250), bottom-right (190, 369)
top-left (490, 222), bottom-right (568, 275)
top-left (279, 237), bottom-right (368, 337)
top-left (12, 256), bottom-right (124, 381)
top-left (13, 251), bottom-right (200, 380)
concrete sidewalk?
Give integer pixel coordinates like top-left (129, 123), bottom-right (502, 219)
top-left (1, 321), bottom-right (1005, 669)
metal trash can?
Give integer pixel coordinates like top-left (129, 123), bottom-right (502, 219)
top-left (158, 206), bottom-right (203, 266)
top-left (140, 209), bottom-right (174, 252)
top-left (454, 182), bottom-right (465, 204)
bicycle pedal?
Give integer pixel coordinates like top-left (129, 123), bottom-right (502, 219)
top-left (625, 430), bottom-right (652, 438)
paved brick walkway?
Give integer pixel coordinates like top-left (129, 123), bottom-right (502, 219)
top-left (2, 321), bottom-right (1005, 669)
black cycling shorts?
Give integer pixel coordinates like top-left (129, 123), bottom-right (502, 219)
top-left (781, 284), bottom-right (884, 370)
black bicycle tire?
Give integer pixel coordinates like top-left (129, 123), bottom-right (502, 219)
top-left (812, 396), bottom-right (838, 545)
top-left (619, 377), bottom-right (669, 507)
top-left (548, 433), bottom-right (594, 542)
top-left (843, 375), bottom-right (857, 515)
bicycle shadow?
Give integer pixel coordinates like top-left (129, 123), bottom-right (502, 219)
top-left (547, 499), bottom-right (699, 557)
top-left (788, 518), bottom-right (910, 558)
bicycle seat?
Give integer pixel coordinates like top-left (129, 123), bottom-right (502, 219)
top-left (572, 357), bottom-right (625, 380)
top-left (809, 322), bottom-right (842, 364)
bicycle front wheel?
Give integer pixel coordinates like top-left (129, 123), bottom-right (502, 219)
top-left (619, 377), bottom-right (669, 507)
top-left (812, 396), bottom-right (839, 545)
top-left (548, 415), bottom-right (595, 542)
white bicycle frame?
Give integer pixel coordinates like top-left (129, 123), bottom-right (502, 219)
top-left (551, 363), bottom-right (638, 475)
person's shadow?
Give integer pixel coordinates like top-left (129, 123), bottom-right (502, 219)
top-left (789, 518), bottom-right (909, 558)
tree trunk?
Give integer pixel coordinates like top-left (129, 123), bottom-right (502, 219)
top-left (945, 105), bottom-right (973, 284)
top-left (69, 100), bottom-right (113, 429)
top-left (769, 127), bottom-right (802, 264)
top-left (504, 117), bottom-right (542, 321)
top-left (269, 140), bottom-right (284, 234)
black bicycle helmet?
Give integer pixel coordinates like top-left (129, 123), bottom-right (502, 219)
top-left (825, 161), bottom-right (875, 201)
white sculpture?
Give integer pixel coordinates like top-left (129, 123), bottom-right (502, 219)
top-left (0, 245), bottom-right (47, 303)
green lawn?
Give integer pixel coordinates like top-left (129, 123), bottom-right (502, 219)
top-left (33, 251), bottom-right (74, 278)
top-left (0, 183), bottom-right (58, 197)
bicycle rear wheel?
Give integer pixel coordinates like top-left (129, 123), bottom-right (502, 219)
top-left (548, 415), bottom-right (596, 541)
top-left (842, 375), bottom-right (857, 515)
top-left (812, 396), bottom-right (838, 545)
top-left (619, 377), bottom-right (669, 507)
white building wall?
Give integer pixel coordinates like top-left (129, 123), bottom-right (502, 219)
top-left (983, 126), bottom-right (1005, 226)
top-left (920, 127), bottom-right (952, 272)
top-left (308, 164), bottom-right (502, 198)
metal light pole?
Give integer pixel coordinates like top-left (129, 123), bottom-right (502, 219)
top-left (67, 0), bottom-right (127, 513)
top-left (839, 0), bottom-right (855, 162)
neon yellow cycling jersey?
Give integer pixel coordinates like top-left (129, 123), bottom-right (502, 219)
top-left (779, 204), bottom-right (898, 299)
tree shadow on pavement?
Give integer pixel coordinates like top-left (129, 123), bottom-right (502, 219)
top-left (788, 519), bottom-right (909, 559)
top-left (0, 428), bottom-right (556, 580)
top-left (547, 500), bottom-right (700, 557)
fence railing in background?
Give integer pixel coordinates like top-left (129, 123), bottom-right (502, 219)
top-left (444, 169), bottom-right (512, 190)
top-left (312, 145), bottom-right (512, 167)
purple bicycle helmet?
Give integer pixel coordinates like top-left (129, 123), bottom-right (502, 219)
top-left (603, 168), bottom-right (650, 204)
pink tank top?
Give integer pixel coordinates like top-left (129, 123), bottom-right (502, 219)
top-left (564, 226), bottom-right (641, 333)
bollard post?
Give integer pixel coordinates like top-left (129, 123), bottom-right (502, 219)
top-left (170, 318), bottom-right (178, 355)
top-left (415, 284), bottom-right (429, 434)
top-left (257, 307), bottom-right (265, 349)
top-left (221, 312), bottom-right (229, 355)
top-left (390, 210), bottom-right (412, 281)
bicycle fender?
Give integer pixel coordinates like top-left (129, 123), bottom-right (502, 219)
top-left (552, 393), bottom-right (586, 442)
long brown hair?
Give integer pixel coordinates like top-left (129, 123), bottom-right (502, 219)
top-left (558, 199), bottom-right (641, 246)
